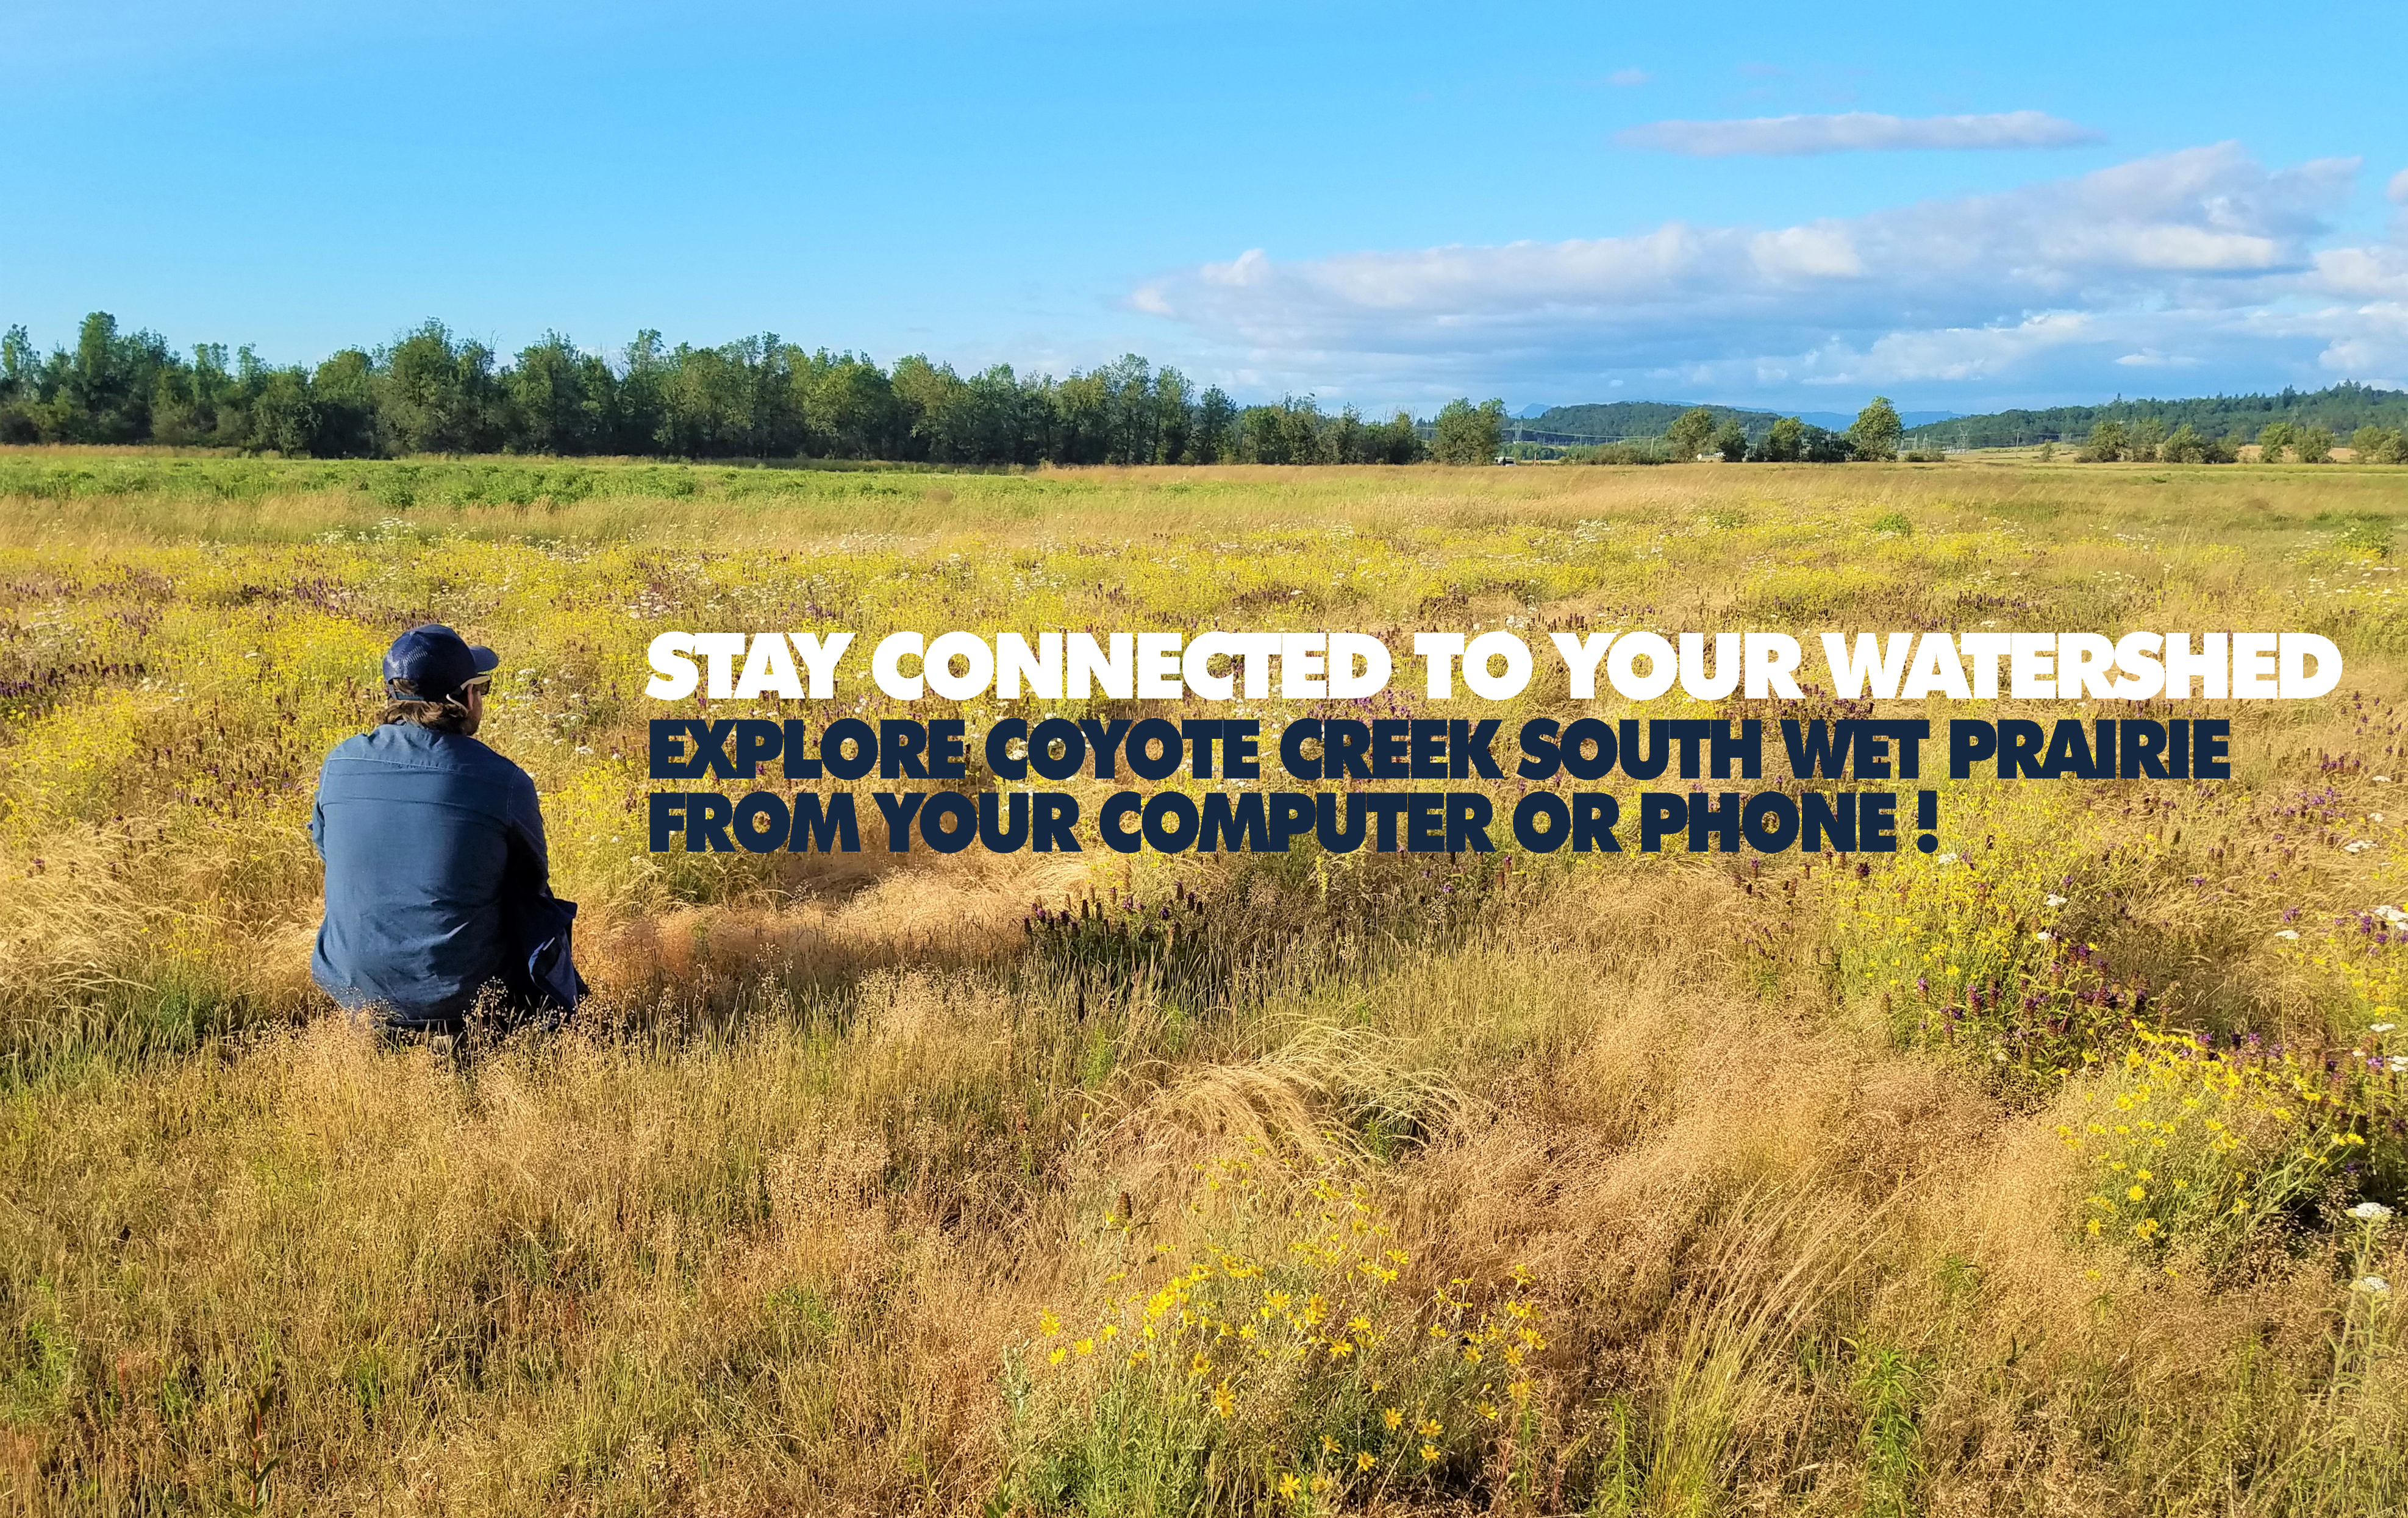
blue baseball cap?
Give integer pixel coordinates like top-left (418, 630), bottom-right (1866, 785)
top-left (382, 624), bottom-right (500, 702)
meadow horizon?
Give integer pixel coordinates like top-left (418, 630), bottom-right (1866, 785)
top-left (0, 452), bottom-right (2403, 1513)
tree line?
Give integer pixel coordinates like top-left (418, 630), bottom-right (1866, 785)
top-left (1904, 381), bottom-right (2408, 452)
top-left (2073, 417), bottom-right (2406, 463)
top-left (1571, 400), bottom-right (1907, 463)
top-left (1597, 401), bottom-right (2408, 466)
top-left (0, 313), bottom-right (1521, 466)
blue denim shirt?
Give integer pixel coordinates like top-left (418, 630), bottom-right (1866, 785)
top-left (309, 722), bottom-right (551, 1028)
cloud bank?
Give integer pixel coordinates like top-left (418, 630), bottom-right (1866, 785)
top-left (1617, 110), bottom-right (2102, 157)
top-left (1129, 144), bottom-right (2408, 406)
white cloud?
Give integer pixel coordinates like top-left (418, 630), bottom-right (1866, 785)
top-left (1617, 110), bottom-right (2102, 157)
top-left (2392, 168), bottom-right (2408, 204)
top-left (1130, 144), bottom-right (2402, 406)
top-left (1605, 66), bottom-right (1650, 87)
top-left (1749, 225), bottom-right (1861, 279)
top-left (2313, 245), bottom-right (2408, 299)
top-left (2318, 303), bottom-right (2408, 379)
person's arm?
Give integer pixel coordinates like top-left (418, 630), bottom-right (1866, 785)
top-left (506, 769), bottom-right (553, 894)
top-left (309, 790), bottom-right (326, 860)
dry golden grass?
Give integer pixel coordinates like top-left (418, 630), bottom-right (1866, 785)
top-left (1, 454), bottom-right (2405, 1514)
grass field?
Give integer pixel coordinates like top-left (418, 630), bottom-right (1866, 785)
top-left (2, 450), bottom-right (2406, 1515)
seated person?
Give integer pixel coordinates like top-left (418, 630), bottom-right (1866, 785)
top-left (309, 624), bottom-right (581, 1039)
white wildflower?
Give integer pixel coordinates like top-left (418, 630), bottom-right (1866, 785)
top-left (2035, 931), bottom-right (2054, 943)
top-left (2276, 929), bottom-right (2301, 941)
top-left (2373, 1023), bottom-right (2399, 1033)
top-left (2375, 813), bottom-right (2388, 823)
top-left (2353, 1275), bottom-right (2390, 1295)
top-left (2349, 1202), bottom-right (2395, 1223)
top-left (1934, 852), bottom-right (1960, 865)
top-left (2377, 776), bottom-right (2395, 783)
top-left (2046, 894), bottom-right (2069, 908)
top-left (2345, 839), bottom-right (2376, 853)
top-left (2378, 906), bottom-right (2408, 927)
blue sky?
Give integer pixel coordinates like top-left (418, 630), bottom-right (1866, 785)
top-left (6, 0), bottom-right (2407, 414)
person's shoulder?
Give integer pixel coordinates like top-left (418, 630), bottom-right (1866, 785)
top-left (320, 728), bottom-right (392, 768)
top-left (323, 726), bottom-right (520, 785)
top-left (322, 729), bottom-right (376, 760)
top-left (444, 735), bottom-right (537, 790)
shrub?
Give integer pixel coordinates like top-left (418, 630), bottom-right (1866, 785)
top-left (1576, 439), bottom-right (1671, 465)
top-left (2081, 420), bottom-right (2129, 462)
top-left (2058, 1024), bottom-right (2367, 1272)
top-left (2352, 426), bottom-right (2405, 465)
top-left (1002, 1157), bottom-right (1551, 1513)
top-left (2335, 516), bottom-right (2393, 558)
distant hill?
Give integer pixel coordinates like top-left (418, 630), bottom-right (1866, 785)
top-left (1517, 401), bottom-right (1959, 444)
top-left (1518, 402), bottom-right (1782, 443)
top-left (1901, 382), bottom-right (2408, 449)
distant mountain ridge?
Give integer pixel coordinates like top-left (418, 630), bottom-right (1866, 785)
top-left (1515, 401), bottom-right (1959, 443)
top-left (1897, 382), bottom-right (2408, 449)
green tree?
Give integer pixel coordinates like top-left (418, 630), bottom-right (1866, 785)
top-left (1711, 419), bottom-right (1749, 462)
top-left (1663, 407), bottom-right (1716, 461)
top-left (1374, 410), bottom-right (1425, 463)
top-left (1152, 366), bottom-right (1193, 464)
top-left (2083, 419), bottom-right (2129, 462)
top-left (2294, 425), bottom-right (2334, 463)
top-left (41, 312), bottom-right (174, 444)
top-left (246, 368), bottom-right (320, 455)
top-left (1329, 405), bottom-right (1364, 465)
top-left (1801, 423), bottom-right (1852, 463)
top-left (1237, 404), bottom-right (1286, 463)
top-left (0, 325), bottom-right (30, 397)
top-left (2256, 421), bottom-right (2295, 462)
top-left (1431, 397), bottom-right (1506, 464)
top-left (310, 350), bottom-right (379, 457)
top-left (797, 349), bottom-right (898, 459)
top-left (2128, 416), bottom-right (2168, 463)
top-left (507, 333), bottom-right (616, 454)
top-left (1277, 395), bottom-right (1334, 464)
top-left (0, 327), bottom-right (38, 443)
top-left (2353, 425), bottom-right (2404, 464)
top-left (1192, 387), bottom-right (1238, 463)
top-left (379, 321), bottom-right (500, 454)
top-left (1754, 415), bottom-right (1804, 462)
top-left (1846, 397), bottom-right (1902, 461)
top-left (2161, 424), bottom-right (2211, 463)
